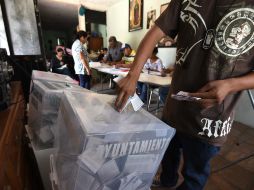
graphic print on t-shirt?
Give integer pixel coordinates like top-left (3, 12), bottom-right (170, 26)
top-left (177, 1), bottom-right (254, 139)
top-left (177, 0), bottom-right (206, 65)
top-left (176, 39), bottom-right (203, 65)
top-left (198, 116), bottom-right (233, 138)
top-left (180, 0), bottom-right (207, 34)
top-left (215, 8), bottom-right (254, 57)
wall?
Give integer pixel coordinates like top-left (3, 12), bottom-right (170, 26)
top-left (235, 90), bottom-right (254, 128)
top-left (42, 29), bottom-right (73, 58)
top-left (107, 0), bottom-right (171, 50)
top-left (91, 23), bottom-right (107, 48)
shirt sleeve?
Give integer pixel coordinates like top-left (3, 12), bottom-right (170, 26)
top-left (104, 49), bottom-right (110, 61)
top-left (74, 42), bottom-right (83, 53)
top-left (155, 0), bottom-right (182, 38)
top-left (144, 61), bottom-right (149, 69)
top-left (156, 59), bottom-right (164, 72)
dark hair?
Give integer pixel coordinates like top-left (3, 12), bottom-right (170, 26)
top-left (102, 48), bottom-right (108, 51)
top-left (76, 30), bottom-right (88, 40)
top-left (109, 36), bottom-right (117, 42)
top-left (56, 48), bottom-right (64, 52)
top-left (152, 47), bottom-right (158, 55)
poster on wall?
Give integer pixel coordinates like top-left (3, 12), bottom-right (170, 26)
top-left (0, 4), bottom-right (10, 55)
top-left (129, 0), bottom-right (143, 32)
top-left (4, 0), bottom-right (41, 55)
top-left (147, 10), bottom-right (156, 29)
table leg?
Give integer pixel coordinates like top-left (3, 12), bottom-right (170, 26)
top-left (100, 72), bottom-right (103, 91)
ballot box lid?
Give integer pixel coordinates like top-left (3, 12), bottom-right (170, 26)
top-left (61, 91), bottom-right (173, 135)
top-left (32, 70), bottom-right (79, 85)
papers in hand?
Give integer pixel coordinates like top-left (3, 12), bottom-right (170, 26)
top-left (59, 64), bottom-right (67, 69)
top-left (171, 91), bottom-right (201, 101)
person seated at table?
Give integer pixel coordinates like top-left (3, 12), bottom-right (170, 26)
top-left (158, 66), bottom-right (174, 104)
top-left (97, 48), bottom-right (108, 62)
top-left (137, 47), bottom-right (164, 102)
top-left (55, 45), bottom-right (72, 56)
top-left (50, 48), bottom-right (70, 76)
top-left (114, 44), bottom-right (136, 68)
top-left (103, 36), bottom-right (123, 63)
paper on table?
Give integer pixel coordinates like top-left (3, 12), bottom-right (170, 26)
top-left (113, 76), bottom-right (124, 83)
top-left (89, 62), bottom-right (101, 68)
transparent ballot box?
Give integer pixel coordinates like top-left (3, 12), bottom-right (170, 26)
top-left (28, 80), bottom-right (89, 150)
top-left (55, 91), bottom-right (175, 190)
top-left (32, 70), bottom-right (79, 85)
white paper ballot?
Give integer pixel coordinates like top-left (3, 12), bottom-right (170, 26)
top-left (171, 91), bottom-right (201, 101)
top-left (113, 76), bottom-right (124, 84)
top-left (119, 93), bottom-right (144, 113)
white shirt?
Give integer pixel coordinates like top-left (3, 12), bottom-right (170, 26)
top-left (71, 39), bottom-right (88, 75)
top-left (144, 58), bottom-right (164, 72)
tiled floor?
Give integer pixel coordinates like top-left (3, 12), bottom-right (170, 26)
top-left (91, 82), bottom-right (254, 190)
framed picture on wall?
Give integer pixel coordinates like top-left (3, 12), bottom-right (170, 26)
top-left (160, 3), bottom-right (169, 14)
top-left (158, 3), bottom-right (174, 47)
top-left (147, 9), bottom-right (156, 29)
top-left (129, 0), bottom-right (143, 32)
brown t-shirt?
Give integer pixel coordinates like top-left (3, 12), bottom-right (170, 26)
top-left (155, 0), bottom-right (254, 146)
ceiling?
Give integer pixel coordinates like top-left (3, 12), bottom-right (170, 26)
top-left (38, 0), bottom-right (79, 30)
top-left (38, 0), bottom-right (118, 30)
top-left (80, 0), bottom-right (120, 11)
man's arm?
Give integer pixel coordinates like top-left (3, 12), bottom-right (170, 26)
top-left (80, 52), bottom-right (91, 75)
top-left (189, 72), bottom-right (254, 109)
top-left (102, 51), bottom-right (109, 63)
top-left (115, 25), bottom-right (166, 111)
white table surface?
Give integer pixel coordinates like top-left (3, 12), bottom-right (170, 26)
top-left (90, 62), bottom-right (172, 87)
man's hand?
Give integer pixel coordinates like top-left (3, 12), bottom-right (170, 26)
top-left (115, 64), bottom-right (126, 68)
top-left (189, 80), bottom-right (233, 109)
top-left (115, 64), bottom-right (121, 69)
top-left (115, 73), bottom-right (139, 112)
top-left (114, 25), bottom-right (166, 112)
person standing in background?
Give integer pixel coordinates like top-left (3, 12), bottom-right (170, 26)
top-left (72, 31), bottom-right (92, 89)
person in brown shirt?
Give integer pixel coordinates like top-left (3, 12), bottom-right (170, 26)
top-left (115, 0), bottom-right (254, 189)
